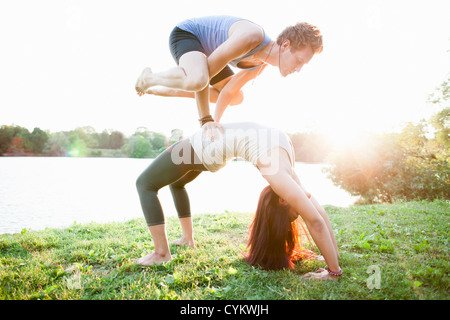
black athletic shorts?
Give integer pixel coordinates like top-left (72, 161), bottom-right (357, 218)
top-left (169, 26), bottom-right (234, 85)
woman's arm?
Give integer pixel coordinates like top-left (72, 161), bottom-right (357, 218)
top-left (260, 153), bottom-right (341, 280)
top-left (292, 171), bottom-right (339, 258)
top-left (272, 175), bottom-right (339, 268)
top-left (309, 195), bottom-right (340, 259)
top-left (214, 65), bottom-right (266, 122)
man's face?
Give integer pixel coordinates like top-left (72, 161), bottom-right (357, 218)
top-left (279, 41), bottom-right (314, 77)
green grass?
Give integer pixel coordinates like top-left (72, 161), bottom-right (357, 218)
top-left (0, 201), bottom-right (448, 300)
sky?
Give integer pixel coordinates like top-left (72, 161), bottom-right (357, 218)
top-left (1, 0), bottom-right (449, 142)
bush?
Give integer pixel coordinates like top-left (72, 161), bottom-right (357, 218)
top-left (123, 135), bottom-right (153, 158)
top-left (325, 121), bottom-right (449, 204)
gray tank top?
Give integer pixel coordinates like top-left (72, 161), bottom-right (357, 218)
top-left (176, 15), bottom-right (272, 70)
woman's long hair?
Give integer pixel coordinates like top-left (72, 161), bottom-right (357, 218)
top-left (244, 185), bottom-right (316, 270)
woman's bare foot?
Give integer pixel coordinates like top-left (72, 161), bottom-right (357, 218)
top-left (135, 251), bottom-right (171, 266)
top-left (170, 237), bottom-right (195, 248)
top-left (135, 67), bottom-right (153, 96)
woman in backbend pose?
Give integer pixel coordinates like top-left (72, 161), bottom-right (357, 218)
top-left (135, 16), bottom-right (323, 133)
top-left (135, 122), bottom-right (342, 280)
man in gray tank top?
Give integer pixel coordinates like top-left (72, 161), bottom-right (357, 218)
top-left (135, 16), bottom-right (323, 139)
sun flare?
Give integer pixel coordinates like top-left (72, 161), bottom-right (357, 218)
top-left (324, 127), bottom-right (367, 151)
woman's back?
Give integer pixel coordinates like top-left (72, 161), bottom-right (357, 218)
top-left (189, 122), bottom-right (294, 172)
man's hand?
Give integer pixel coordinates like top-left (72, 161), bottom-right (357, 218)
top-left (202, 122), bottom-right (224, 142)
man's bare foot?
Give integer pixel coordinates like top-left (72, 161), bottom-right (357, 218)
top-left (135, 67), bottom-right (153, 96)
top-left (170, 237), bottom-right (195, 248)
top-left (312, 255), bottom-right (325, 262)
top-left (302, 268), bottom-right (340, 281)
top-left (134, 251), bottom-right (171, 266)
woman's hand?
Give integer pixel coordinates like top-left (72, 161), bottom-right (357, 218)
top-left (302, 268), bottom-right (341, 281)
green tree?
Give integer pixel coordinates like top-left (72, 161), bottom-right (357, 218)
top-left (148, 131), bottom-right (166, 153)
top-left (0, 125), bottom-right (32, 155)
top-left (110, 131), bottom-right (125, 149)
top-left (0, 125), bottom-right (17, 155)
top-left (327, 68), bottom-right (450, 203)
top-left (29, 127), bottom-right (49, 154)
top-left (125, 135), bottom-right (153, 158)
top-left (74, 126), bottom-right (97, 148)
top-left (428, 73), bottom-right (449, 108)
top-left (168, 129), bottom-right (183, 145)
top-left (6, 136), bottom-right (30, 154)
top-left (43, 130), bottom-right (87, 157)
top-left (98, 130), bottom-right (111, 149)
top-left (326, 122), bottom-right (449, 203)
top-left (44, 132), bottom-right (71, 156)
top-left (428, 72), bottom-right (449, 147)
top-left (430, 108), bottom-right (449, 147)
top-left (127, 127), bottom-right (167, 157)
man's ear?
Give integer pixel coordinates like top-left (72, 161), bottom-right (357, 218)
top-left (281, 39), bottom-right (291, 51)
top-left (278, 197), bottom-right (288, 205)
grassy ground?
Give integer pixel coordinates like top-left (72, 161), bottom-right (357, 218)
top-left (0, 201), bottom-right (448, 300)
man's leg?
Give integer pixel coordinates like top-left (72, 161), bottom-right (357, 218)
top-left (135, 51), bottom-right (209, 94)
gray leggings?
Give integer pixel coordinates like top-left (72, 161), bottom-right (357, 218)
top-left (136, 139), bottom-right (207, 226)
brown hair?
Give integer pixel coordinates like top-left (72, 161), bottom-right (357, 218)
top-left (276, 22), bottom-right (323, 54)
top-left (244, 185), bottom-right (316, 270)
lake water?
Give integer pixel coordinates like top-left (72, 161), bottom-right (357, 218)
top-left (0, 157), bottom-right (357, 235)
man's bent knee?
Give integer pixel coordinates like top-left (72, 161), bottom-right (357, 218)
top-left (185, 73), bottom-right (209, 92)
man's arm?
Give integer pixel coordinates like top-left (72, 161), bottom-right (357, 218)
top-left (214, 65), bottom-right (266, 122)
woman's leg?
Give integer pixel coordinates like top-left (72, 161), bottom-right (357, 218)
top-left (135, 224), bottom-right (171, 266)
top-left (169, 170), bottom-right (203, 247)
top-left (135, 140), bottom-right (205, 265)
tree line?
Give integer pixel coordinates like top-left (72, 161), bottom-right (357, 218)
top-left (0, 125), bottom-right (183, 158)
top-left (0, 123), bottom-right (331, 162)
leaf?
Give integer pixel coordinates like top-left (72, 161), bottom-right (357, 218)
top-left (359, 241), bottom-right (371, 250)
top-left (413, 281), bottom-right (422, 288)
top-left (165, 274), bottom-right (175, 284)
top-left (44, 284), bottom-right (58, 294)
top-left (173, 272), bottom-right (181, 281)
top-left (227, 267), bottom-right (237, 275)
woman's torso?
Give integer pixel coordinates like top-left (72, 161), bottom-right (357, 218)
top-left (189, 122), bottom-right (294, 172)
